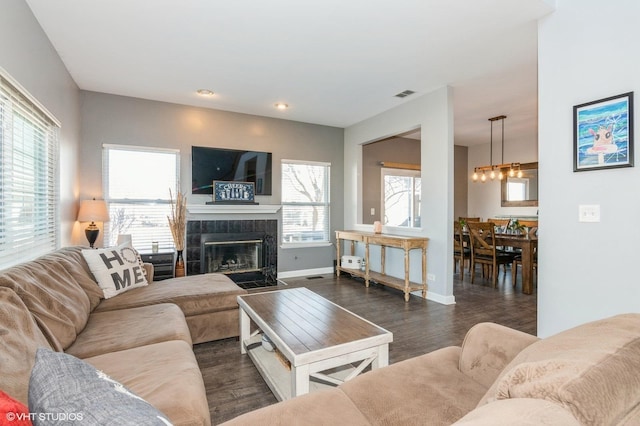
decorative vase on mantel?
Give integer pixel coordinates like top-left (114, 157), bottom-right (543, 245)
top-left (175, 250), bottom-right (185, 278)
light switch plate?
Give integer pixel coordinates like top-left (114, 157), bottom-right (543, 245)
top-left (579, 204), bottom-right (600, 222)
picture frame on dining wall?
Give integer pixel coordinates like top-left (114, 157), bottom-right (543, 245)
top-left (573, 92), bottom-right (634, 172)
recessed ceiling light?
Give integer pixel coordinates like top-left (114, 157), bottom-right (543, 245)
top-left (196, 89), bottom-right (214, 96)
top-left (275, 103), bottom-right (288, 110)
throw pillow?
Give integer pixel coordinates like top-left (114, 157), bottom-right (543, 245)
top-left (82, 241), bottom-right (148, 299)
top-left (28, 348), bottom-right (172, 426)
top-left (0, 390), bottom-right (32, 425)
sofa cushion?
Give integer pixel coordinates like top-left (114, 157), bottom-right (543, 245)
top-left (339, 346), bottom-right (487, 425)
top-left (84, 340), bottom-right (210, 426)
top-left (0, 287), bottom-right (52, 405)
top-left (66, 303), bottom-right (192, 359)
top-left (453, 398), bottom-right (580, 425)
top-left (29, 348), bottom-right (172, 426)
top-left (82, 242), bottom-right (149, 299)
top-left (0, 251), bottom-right (93, 351)
top-left (94, 273), bottom-right (246, 317)
top-left (220, 388), bottom-right (371, 426)
top-left (184, 308), bottom-right (241, 344)
top-left (37, 246), bottom-right (104, 310)
top-left (482, 313), bottom-right (640, 425)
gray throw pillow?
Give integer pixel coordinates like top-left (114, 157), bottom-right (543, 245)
top-left (28, 348), bottom-right (172, 425)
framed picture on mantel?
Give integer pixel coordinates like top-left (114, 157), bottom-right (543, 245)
top-left (209, 181), bottom-right (258, 205)
top-left (573, 92), bottom-right (634, 172)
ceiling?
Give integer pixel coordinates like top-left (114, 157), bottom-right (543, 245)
top-left (25, 0), bottom-right (554, 146)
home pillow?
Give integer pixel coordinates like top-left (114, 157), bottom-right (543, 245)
top-left (82, 241), bottom-right (148, 299)
top-left (0, 390), bottom-right (32, 426)
top-left (28, 348), bottom-right (172, 426)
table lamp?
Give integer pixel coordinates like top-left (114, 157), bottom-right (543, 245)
top-left (77, 198), bottom-right (110, 248)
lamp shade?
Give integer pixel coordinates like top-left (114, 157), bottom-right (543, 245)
top-left (77, 199), bottom-right (110, 223)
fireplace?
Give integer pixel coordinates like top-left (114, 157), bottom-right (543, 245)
top-left (201, 233), bottom-right (263, 274)
top-left (186, 219), bottom-right (277, 286)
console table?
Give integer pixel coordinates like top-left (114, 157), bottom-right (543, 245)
top-left (335, 230), bottom-right (429, 302)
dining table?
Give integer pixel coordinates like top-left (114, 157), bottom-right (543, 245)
top-left (494, 233), bottom-right (538, 295)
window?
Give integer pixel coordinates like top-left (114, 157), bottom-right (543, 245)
top-left (381, 168), bottom-right (421, 228)
top-left (0, 70), bottom-right (60, 269)
top-left (103, 145), bottom-right (179, 249)
top-left (506, 178), bottom-right (528, 201)
top-left (281, 160), bottom-right (330, 244)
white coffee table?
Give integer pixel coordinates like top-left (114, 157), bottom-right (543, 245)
top-left (237, 287), bottom-right (393, 401)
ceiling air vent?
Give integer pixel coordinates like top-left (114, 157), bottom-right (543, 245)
top-left (394, 90), bottom-right (416, 98)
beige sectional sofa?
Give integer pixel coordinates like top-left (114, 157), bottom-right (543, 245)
top-left (224, 313), bottom-right (640, 425)
top-left (0, 246), bottom-right (248, 425)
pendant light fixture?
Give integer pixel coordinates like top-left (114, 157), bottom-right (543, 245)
top-left (471, 115), bottom-right (521, 183)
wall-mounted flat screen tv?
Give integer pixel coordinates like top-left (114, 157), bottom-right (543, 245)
top-left (191, 146), bottom-right (273, 195)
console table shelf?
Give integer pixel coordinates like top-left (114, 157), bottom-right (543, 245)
top-left (335, 230), bottom-right (429, 302)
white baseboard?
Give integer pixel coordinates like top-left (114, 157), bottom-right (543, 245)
top-left (411, 290), bottom-right (456, 305)
top-left (278, 267), bottom-right (335, 280)
top-left (278, 269), bottom-right (456, 305)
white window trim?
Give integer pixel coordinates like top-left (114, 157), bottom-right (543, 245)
top-left (281, 159), bottom-right (331, 246)
top-left (102, 144), bottom-right (180, 249)
top-left (0, 67), bottom-right (60, 127)
top-left (0, 67), bottom-right (60, 269)
top-left (282, 158), bottom-right (331, 167)
top-left (380, 167), bottom-right (421, 229)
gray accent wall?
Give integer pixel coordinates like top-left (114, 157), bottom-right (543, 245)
top-left (78, 91), bottom-right (344, 273)
top-left (0, 0), bottom-right (81, 247)
top-left (361, 137), bottom-right (421, 224)
top-left (453, 145), bottom-right (468, 220)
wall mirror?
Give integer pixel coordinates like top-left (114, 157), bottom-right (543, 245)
top-left (361, 128), bottom-right (421, 227)
top-left (501, 162), bottom-right (538, 207)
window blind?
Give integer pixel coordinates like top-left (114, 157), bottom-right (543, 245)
top-left (0, 70), bottom-right (60, 269)
top-left (102, 144), bottom-right (179, 251)
top-left (281, 160), bottom-right (330, 243)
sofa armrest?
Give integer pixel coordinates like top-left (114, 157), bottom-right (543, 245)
top-left (459, 322), bottom-right (538, 388)
top-left (143, 262), bottom-right (154, 283)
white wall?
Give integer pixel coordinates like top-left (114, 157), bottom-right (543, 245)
top-left (537, 0), bottom-right (640, 336)
top-left (0, 0), bottom-right (81, 247)
top-left (345, 87), bottom-right (455, 304)
top-left (467, 135), bottom-right (538, 220)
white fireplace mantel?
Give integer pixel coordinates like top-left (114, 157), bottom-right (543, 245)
top-left (187, 204), bottom-right (282, 215)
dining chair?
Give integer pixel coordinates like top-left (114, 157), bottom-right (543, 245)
top-left (467, 221), bottom-right (516, 288)
top-left (453, 221), bottom-right (471, 280)
top-left (518, 219), bottom-right (538, 229)
top-left (512, 227), bottom-right (538, 287)
top-left (459, 217), bottom-right (481, 224)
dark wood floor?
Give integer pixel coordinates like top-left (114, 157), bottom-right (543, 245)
top-left (194, 268), bottom-right (537, 424)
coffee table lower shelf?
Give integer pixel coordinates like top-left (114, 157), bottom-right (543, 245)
top-left (242, 335), bottom-right (354, 401)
